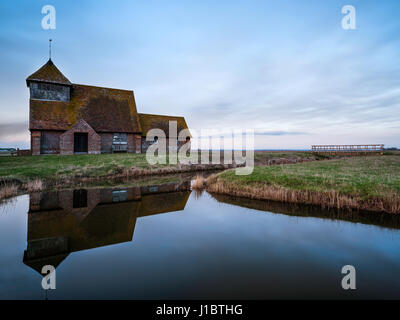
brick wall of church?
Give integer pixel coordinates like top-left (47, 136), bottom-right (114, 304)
top-left (128, 134), bottom-right (142, 153)
top-left (100, 133), bottom-right (113, 153)
top-left (32, 129), bottom-right (144, 155)
top-left (59, 120), bottom-right (101, 155)
top-left (31, 131), bottom-right (41, 156)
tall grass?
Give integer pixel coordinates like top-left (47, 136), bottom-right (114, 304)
top-left (206, 177), bottom-right (400, 214)
top-left (22, 179), bottom-right (44, 192)
top-left (192, 175), bottom-right (206, 190)
top-left (0, 184), bottom-right (18, 201)
top-left (206, 156), bottom-right (400, 214)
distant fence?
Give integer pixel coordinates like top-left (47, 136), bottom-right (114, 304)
top-left (0, 149), bottom-right (31, 157)
top-left (312, 144), bottom-right (384, 156)
top-left (17, 149), bottom-right (32, 157)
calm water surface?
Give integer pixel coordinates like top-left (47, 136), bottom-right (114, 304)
top-left (0, 177), bottom-right (400, 299)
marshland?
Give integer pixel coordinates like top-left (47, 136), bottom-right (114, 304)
top-left (1, 151), bottom-right (400, 215)
top-left (0, 150), bottom-right (323, 201)
top-left (0, 150), bottom-right (400, 299)
top-left (1, 171), bottom-right (400, 299)
top-left (206, 154), bottom-right (400, 214)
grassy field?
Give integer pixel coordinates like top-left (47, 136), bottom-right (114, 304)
top-left (0, 153), bottom-right (168, 181)
top-left (253, 150), bottom-right (325, 165)
top-left (0, 151), bottom-right (319, 182)
top-left (207, 155), bottom-right (400, 214)
top-left (2, 151), bottom-right (398, 210)
top-left (0, 153), bottom-right (181, 200)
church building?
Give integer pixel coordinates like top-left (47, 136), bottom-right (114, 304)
top-left (27, 58), bottom-right (190, 155)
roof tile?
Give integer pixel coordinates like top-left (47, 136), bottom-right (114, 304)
top-left (26, 59), bottom-right (72, 85)
top-left (30, 84), bottom-right (142, 133)
top-left (138, 113), bottom-right (190, 137)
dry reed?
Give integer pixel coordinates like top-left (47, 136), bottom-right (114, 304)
top-left (206, 175), bottom-right (400, 214)
top-left (192, 175), bottom-right (206, 190)
top-left (0, 184), bottom-right (19, 201)
top-left (22, 179), bottom-right (44, 192)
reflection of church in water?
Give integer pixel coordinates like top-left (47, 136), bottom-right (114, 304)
top-left (23, 181), bottom-right (191, 273)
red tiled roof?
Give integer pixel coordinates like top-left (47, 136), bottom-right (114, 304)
top-left (30, 84), bottom-right (142, 133)
top-left (138, 113), bottom-right (190, 137)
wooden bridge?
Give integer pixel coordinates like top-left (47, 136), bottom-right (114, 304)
top-left (312, 144), bottom-right (384, 156)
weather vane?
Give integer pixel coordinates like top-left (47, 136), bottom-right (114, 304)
top-left (49, 39), bottom-right (52, 60)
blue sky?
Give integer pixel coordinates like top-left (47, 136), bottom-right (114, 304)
top-left (0, 0), bottom-right (399, 149)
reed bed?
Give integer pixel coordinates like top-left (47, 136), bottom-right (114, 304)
top-left (0, 184), bottom-right (19, 201)
top-left (206, 156), bottom-right (400, 214)
top-left (22, 179), bottom-right (44, 192)
top-left (192, 175), bottom-right (206, 190)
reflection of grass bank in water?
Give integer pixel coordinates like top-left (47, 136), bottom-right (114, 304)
top-left (211, 193), bottom-right (400, 230)
top-left (0, 179), bottom-right (45, 202)
top-left (50, 171), bottom-right (218, 191)
top-left (207, 156), bottom-right (400, 214)
top-left (0, 169), bottom-right (218, 202)
top-left (0, 184), bottom-right (18, 200)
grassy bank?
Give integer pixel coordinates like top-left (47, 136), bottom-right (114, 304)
top-left (0, 151), bottom-right (321, 201)
top-left (0, 153), bottom-right (164, 181)
top-left (206, 156), bottom-right (400, 214)
top-left (253, 150), bottom-right (327, 165)
top-left (0, 152), bottom-right (245, 201)
top-left (0, 151), bottom-right (320, 182)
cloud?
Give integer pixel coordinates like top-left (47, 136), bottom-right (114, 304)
top-left (254, 131), bottom-right (307, 136)
top-left (0, 122), bottom-right (29, 148)
top-left (0, 1), bottom-right (400, 149)
top-left (0, 121), bottom-right (28, 137)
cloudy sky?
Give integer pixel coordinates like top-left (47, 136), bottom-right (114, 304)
top-left (0, 0), bottom-right (399, 149)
